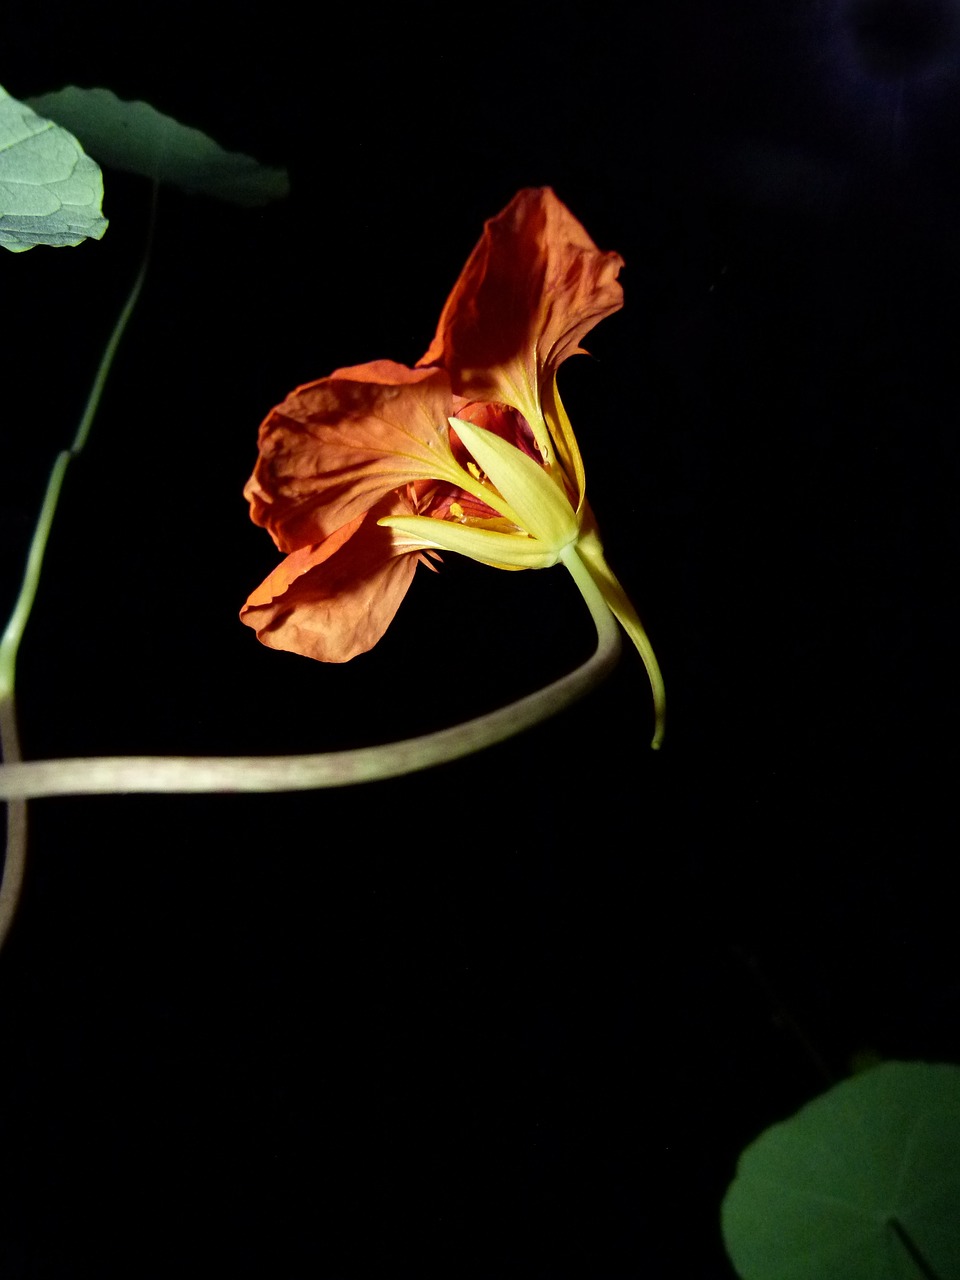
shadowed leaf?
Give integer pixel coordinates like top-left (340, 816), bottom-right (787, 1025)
top-left (25, 86), bottom-right (289, 206)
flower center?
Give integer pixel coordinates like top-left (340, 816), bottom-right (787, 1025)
top-left (453, 401), bottom-right (543, 463)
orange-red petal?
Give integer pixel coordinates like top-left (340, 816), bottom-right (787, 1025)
top-left (418, 187), bottom-right (624, 424)
top-left (239, 495), bottom-right (423, 662)
top-left (243, 360), bottom-right (458, 554)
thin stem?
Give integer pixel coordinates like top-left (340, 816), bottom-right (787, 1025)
top-left (0, 187), bottom-right (156, 704)
top-left (0, 548), bottom-right (621, 800)
top-left (0, 183), bottom-right (158, 950)
top-left (71, 187), bottom-right (157, 454)
top-left (730, 945), bottom-right (836, 1087)
top-left (0, 698), bottom-right (26, 953)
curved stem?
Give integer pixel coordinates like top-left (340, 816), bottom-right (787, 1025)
top-left (0, 184), bottom-right (158, 950)
top-left (0, 549), bottom-right (621, 800)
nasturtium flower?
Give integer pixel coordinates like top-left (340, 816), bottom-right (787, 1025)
top-left (241, 187), bottom-right (665, 745)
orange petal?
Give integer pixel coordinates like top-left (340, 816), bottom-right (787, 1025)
top-left (239, 496), bottom-right (423, 662)
top-left (243, 360), bottom-right (459, 554)
top-left (418, 188), bottom-right (624, 428)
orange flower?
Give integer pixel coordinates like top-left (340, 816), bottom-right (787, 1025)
top-left (241, 188), bottom-right (665, 741)
top-left (418, 185), bottom-right (624, 514)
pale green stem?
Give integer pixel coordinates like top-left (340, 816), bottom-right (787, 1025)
top-left (0, 185), bottom-right (157, 951)
top-left (0, 547), bottom-right (620, 801)
top-left (0, 698), bottom-right (26, 953)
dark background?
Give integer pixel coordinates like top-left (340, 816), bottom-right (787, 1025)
top-left (2, 2), bottom-right (959, 1275)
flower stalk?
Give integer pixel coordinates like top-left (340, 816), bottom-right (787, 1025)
top-left (239, 187), bottom-right (664, 743)
top-left (0, 555), bottom-right (623, 799)
top-left (1, 186), bottom-right (666, 952)
top-left (0, 192), bottom-right (156, 949)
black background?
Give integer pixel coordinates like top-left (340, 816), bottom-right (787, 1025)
top-left (2, 2), bottom-right (959, 1275)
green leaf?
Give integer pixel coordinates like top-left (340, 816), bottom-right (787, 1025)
top-left (721, 1061), bottom-right (960, 1280)
top-left (25, 86), bottom-right (289, 206)
top-left (0, 84), bottom-right (108, 253)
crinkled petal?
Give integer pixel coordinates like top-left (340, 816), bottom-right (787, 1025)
top-left (243, 360), bottom-right (463, 553)
top-left (240, 495), bottom-right (426, 662)
top-left (418, 187), bottom-right (624, 439)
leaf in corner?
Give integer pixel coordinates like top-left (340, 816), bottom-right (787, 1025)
top-left (0, 84), bottom-right (108, 252)
top-left (721, 1060), bottom-right (960, 1280)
